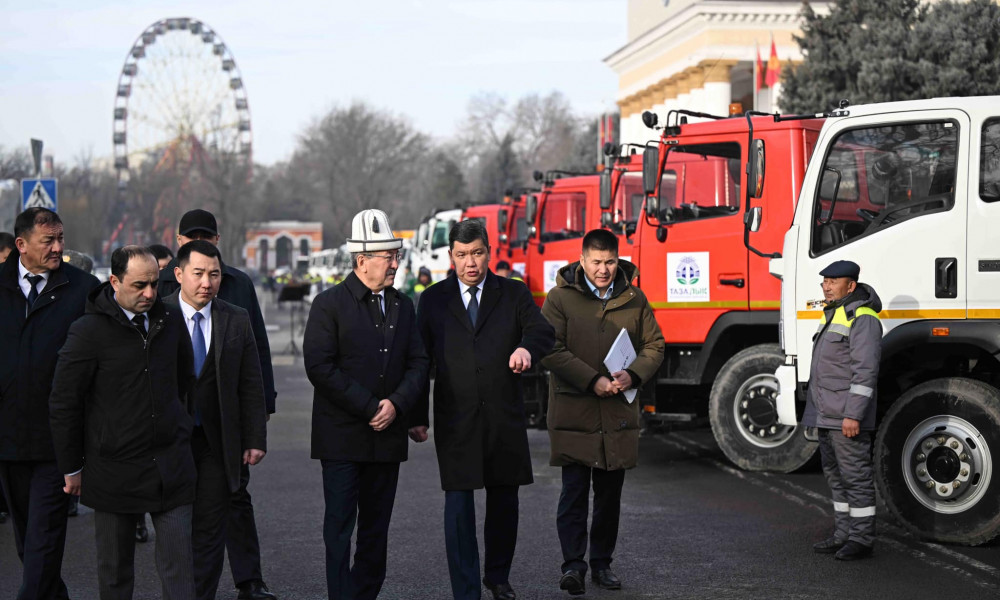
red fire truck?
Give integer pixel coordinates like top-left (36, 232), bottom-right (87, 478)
top-left (621, 109), bottom-right (824, 472)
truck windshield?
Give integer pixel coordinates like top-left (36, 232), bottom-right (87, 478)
top-left (540, 192), bottom-right (586, 242)
top-left (510, 205), bottom-right (528, 247)
top-left (431, 220), bottom-right (450, 249)
top-left (811, 120), bottom-right (958, 255)
top-left (655, 143), bottom-right (741, 223)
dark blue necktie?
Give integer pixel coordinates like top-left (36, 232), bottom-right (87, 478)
top-left (467, 286), bottom-right (479, 327)
top-left (25, 274), bottom-right (43, 307)
top-left (192, 312), bottom-right (207, 425)
top-left (131, 314), bottom-right (147, 339)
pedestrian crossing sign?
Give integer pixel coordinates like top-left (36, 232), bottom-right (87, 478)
top-left (21, 178), bottom-right (58, 212)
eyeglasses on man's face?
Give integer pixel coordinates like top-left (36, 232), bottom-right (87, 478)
top-left (366, 252), bottom-right (400, 263)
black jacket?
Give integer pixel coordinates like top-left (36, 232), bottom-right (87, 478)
top-left (164, 292), bottom-right (268, 493)
top-left (0, 252), bottom-right (99, 461)
top-left (304, 271), bottom-right (429, 463)
top-left (160, 258), bottom-right (276, 413)
top-left (49, 283), bottom-right (197, 513)
top-left (415, 272), bottom-right (555, 491)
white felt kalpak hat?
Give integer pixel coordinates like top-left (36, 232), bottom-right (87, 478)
top-left (346, 209), bottom-right (403, 253)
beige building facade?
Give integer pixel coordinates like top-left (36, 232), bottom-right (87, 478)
top-left (606, 0), bottom-right (831, 146)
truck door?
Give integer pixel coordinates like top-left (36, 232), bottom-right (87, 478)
top-left (527, 188), bottom-right (589, 304)
top-left (792, 112), bottom-right (967, 379)
top-left (637, 143), bottom-right (749, 345)
top-left (968, 116), bottom-right (1000, 318)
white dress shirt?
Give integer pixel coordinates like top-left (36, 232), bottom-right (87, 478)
top-left (17, 258), bottom-right (49, 299)
top-left (458, 278), bottom-right (486, 308)
top-left (179, 298), bottom-right (213, 349)
top-left (116, 300), bottom-right (147, 332)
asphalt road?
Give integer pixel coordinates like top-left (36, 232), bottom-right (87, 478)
top-left (4, 292), bottom-right (1000, 599)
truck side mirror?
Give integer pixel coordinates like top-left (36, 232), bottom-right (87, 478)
top-left (645, 192), bottom-right (660, 218)
top-left (748, 139), bottom-right (765, 199)
top-left (747, 206), bottom-right (763, 232)
top-left (498, 208), bottom-right (508, 233)
top-left (643, 147), bottom-right (660, 196)
top-left (526, 195), bottom-right (537, 223)
top-left (599, 170), bottom-right (612, 210)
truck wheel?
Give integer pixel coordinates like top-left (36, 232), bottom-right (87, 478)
top-left (709, 344), bottom-right (817, 472)
top-left (875, 377), bottom-right (1000, 545)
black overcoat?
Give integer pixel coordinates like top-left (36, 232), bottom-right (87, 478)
top-left (415, 272), bottom-right (555, 491)
top-left (49, 283), bottom-right (197, 513)
top-left (164, 292), bottom-right (268, 493)
top-left (304, 271), bottom-right (429, 463)
top-left (160, 258), bottom-right (277, 414)
top-left (0, 251), bottom-right (99, 461)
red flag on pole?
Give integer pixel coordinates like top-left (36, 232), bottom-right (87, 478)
top-left (755, 42), bottom-right (765, 92)
top-left (766, 35), bottom-right (781, 88)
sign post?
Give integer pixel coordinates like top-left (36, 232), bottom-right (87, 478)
top-left (22, 139), bottom-right (58, 211)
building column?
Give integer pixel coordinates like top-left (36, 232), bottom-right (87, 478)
top-left (685, 67), bottom-right (706, 120)
top-left (674, 73), bottom-right (692, 112)
top-left (699, 59), bottom-right (739, 117)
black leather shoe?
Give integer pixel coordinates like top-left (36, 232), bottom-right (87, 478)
top-left (237, 580), bottom-right (277, 600)
top-left (591, 568), bottom-right (622, 590)
top-left (835, 540), bottom-right (873, 561)
top-left (135, 522), bottom-right (149, 544)
top-left (482, 578), bottom-right (516, 600)
top-left (559, 570), bottom-right (585, 596)
top-left (813, 537), bottom-right (846, 554)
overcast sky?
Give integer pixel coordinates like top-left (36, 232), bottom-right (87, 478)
top-left (0, 0), bottom-right (625, 166)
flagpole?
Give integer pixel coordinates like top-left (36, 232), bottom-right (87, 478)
top-left (753, 42), bottom-right (758, 112)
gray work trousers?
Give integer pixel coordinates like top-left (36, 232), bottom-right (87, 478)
top-left (818, 428), bottom-right (876, 547)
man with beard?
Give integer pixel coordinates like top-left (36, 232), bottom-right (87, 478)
top-left (50, 245), bottom-right (197, 600)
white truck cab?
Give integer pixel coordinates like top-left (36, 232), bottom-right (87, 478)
top-left (769, 96), bottom-right (1000, 545)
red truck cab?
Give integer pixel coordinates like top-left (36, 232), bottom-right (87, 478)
top-left (599, 112), bottom-right (824, 472)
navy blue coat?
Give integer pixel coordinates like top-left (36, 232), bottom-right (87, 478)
top-left (0, 251), bottom-right (99, 461)
top-left (304, 271), bottom-right (429, 463)
top-left (416, 272), bottom-right (555, 491)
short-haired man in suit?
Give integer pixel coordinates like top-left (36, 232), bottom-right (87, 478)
top-left (50, 245), bottom-right (197, 600)
top-left (158, 209), bottom-right (277, 600)
top-left (304, 209), bottom-right (429, 600)
top-left (0, 209), bottom-right (99, 600)
top-left (414, 219), bottom-right (555, 600)
top-left (164, 240), bottom-right (269, 599)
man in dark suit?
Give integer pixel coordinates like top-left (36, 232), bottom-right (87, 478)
top-left (158, 209), bottom-right (277, 600)
top-left (0, 208), bottom-right (99, 600)
top-left (414, 219), bottom-right (555, 600)
top-left (164, 240), bottom-right (269, 600)
top-left (49, 246), bottom-right (197, 600)
top-left (303, 209), bottom-right (429, 600)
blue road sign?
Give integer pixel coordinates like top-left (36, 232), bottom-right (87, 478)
top-left (21, 178), bottom-right (58, 212)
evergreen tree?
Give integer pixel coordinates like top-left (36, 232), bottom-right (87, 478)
top-left (782, 0), bottom-right (1000, 113)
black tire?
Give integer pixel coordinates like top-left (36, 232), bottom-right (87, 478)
top-left (875, 377), bottom-right (1000, 545)
top-left (709, 344), bottom-right (817, 472)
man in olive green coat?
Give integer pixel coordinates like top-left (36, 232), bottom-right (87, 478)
top-left (540, 229), bottom-right (664, 596)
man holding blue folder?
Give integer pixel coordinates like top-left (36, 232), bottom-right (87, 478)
top-left (540, 229), bottom-right (664, 596)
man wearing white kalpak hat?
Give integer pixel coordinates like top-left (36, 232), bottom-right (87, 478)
top-left (303, 209), bottom-right (430, 600)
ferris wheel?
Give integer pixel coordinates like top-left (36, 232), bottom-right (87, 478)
top-left (112, 17), bottom-right (252, 187)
